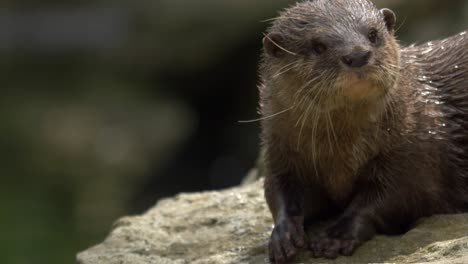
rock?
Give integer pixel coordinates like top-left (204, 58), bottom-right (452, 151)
top-left (77, 179), bottom-right (468, 264)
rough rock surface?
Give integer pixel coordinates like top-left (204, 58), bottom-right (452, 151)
top-left (77, 179), bottom-right (468, 264)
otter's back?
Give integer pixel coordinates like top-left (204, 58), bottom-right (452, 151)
top-left (403, 32), bottom-right (468, 207)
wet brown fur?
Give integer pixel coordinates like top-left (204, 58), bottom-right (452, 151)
top-left (259, 0), bottom-right (468, 262)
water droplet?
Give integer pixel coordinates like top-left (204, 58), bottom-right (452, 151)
top-left (455, 65), bottom-right (459, 69)
top-left (460, 32), bottom-right (467, 36)
top-left (440, 46), bottom-right (445, 50)
top-left (427, 42), bottom-right (433, 46)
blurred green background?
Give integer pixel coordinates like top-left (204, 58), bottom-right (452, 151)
top-left (0, 1), bottom-right (466, 263)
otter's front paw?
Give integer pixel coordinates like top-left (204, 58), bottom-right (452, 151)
top-left (309, 236), bottom-right (361, 259)
top-left (309, 219), bottom-right (364, 259)
top-left (268, 217), bottom-right (305, 264)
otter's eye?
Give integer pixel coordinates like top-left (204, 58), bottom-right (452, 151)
top-left (368, 28), bottom-right (379, 43)
top-left (311, 42), bottom-right (327, 55)
top-left (295, 20), bottom-right (308, 27)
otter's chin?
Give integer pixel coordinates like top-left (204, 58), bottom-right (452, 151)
top-left (340, 73), bottom-right (377, 101)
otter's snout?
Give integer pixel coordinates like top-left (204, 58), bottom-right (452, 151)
top-left (341, 51), bottom-right (371, 68)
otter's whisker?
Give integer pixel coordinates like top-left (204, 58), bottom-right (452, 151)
top-left (263, 33), bottom-right (298, 56)
top-left (395, 15), bottom-right (408, 34)
top-left (325, 108), bottom-right (335, 154)
top-left (273, 61), bottom-right (300, 79)
top-left (327, 104), bottom-right (339, 151)
top-left (293, 73), bottom-right (321, 102)
top-left (261, 16), bottom-right (310, 24)
top-left (238, 106), bottom-right (294, 123)
top-left (310, 102), bottom-right (321, 177)
top-left (296, 72), bottom-right (329, 149)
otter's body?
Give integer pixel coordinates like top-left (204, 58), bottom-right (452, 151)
top-left (259, 0), bottom-right (468, 262)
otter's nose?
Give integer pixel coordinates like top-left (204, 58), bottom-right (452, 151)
top-left (341, 51), bottom-right (371, 68)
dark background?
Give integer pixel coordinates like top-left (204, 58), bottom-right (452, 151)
top-left (0, 1), bottom-right (466, 263)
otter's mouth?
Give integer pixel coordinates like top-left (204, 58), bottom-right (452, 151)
top-left (340, 73), bottom-right (375, 101)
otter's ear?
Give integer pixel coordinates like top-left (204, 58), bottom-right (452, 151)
top-left (263, 33), bottom-right (286, 58)
top-left (380, 8), bottom-right (396, 32)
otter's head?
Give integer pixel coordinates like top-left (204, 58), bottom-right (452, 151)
top-left (261, 0), bottom-right (400, 111)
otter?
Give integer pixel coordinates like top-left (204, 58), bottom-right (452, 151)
top-left (258, 0), bottom-right (468, 263)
